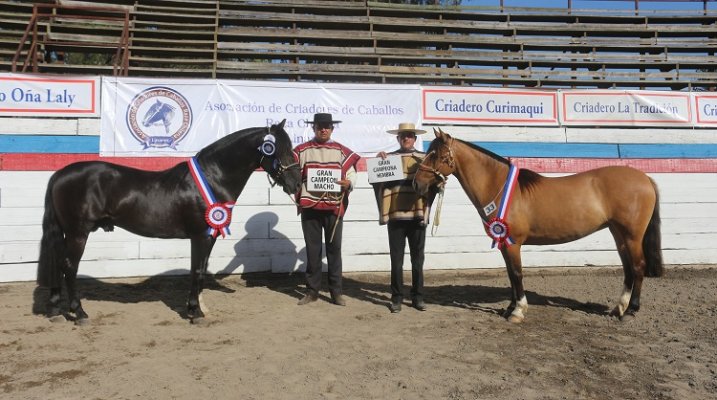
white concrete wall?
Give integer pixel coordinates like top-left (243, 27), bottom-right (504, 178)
top-left (1, 116), bottom-right (717, 282)
top-left (1, 169), bottom-right (716, 283)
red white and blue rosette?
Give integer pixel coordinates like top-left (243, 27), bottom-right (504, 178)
top-left (486, 217), bottom-right (514, 249)
top-left (487, 217), bottom-right (509, 240)
top-left (205, 202), bottom-right (235, 238)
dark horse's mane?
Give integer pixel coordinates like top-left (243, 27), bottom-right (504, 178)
top-left (196, 126), bottom-right (267, 160)
top-left (451, 136), bottom-right (543, 193)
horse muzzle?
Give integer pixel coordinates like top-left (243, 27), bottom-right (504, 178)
top-left (277, 163), bottom-right (302, 195)
top-left (413, 167), bottom-right (447, 197)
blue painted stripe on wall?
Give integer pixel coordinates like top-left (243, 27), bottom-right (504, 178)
top-left (420, 141), bottom-right (717, 159)
top-left (2, 135), bottom-right (717, 158)
top-left (0, 135), bottom-right (99, 153)
top-left (478, 142), bottom-right (619, 158)
top-left (618, 144), bottom-right (717, 159)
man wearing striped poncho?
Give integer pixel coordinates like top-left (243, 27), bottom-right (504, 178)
top-left (294, 113), bottom-right (360, 307)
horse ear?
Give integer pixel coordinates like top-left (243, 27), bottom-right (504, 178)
top-left (433, 127), bottom-right (441, 138)
top-left (278, 119), bottom-right (286, 129)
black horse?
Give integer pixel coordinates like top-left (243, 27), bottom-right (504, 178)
top-left (37, 120), bottom-right (301, 324)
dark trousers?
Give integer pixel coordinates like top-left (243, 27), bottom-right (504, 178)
top-left (387, 220), bottom-right (426, 301)
top-left (301, 208), bottom-right (343, 296)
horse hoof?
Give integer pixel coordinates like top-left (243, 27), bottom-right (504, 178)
top-left (620, 313), bottom-right (636, 323)
top-left (190, 316), bottom-right (206, 325)
top-left (74, 318), bottom-right (90, 326)
top-left (507, 314), bottom-right (524, 324)
top-left (48, 315), bottom-right (66, 323)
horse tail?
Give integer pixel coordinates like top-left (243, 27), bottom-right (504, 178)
top-left (643, 178), bottom-right (664, 278)
top-left (37, 173), bottom-right (66, 288)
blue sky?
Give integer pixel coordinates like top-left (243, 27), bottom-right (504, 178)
top-left (461, 0), bottom-right (712, 12)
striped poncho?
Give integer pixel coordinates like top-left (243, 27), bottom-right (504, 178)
top-left (293, 139), bottom-right (361, 217)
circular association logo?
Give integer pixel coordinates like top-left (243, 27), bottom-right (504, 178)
top-left (126, 86), bottom-right (193, 149)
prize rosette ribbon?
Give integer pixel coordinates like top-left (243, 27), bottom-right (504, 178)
top-left (486, 217), bottom-right (513, 249)
top-left (205, 202), bottom-right (235, 238)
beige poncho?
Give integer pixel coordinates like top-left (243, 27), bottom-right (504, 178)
top-left (372, 151), bottom-right (429, 225)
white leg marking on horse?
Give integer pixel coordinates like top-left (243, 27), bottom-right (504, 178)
top-left (511, 295), bottom-right (528, 320)
top-left (617, 285), bottom-right (631, 316)
top-left (199, 293), bottom-right (209, 314)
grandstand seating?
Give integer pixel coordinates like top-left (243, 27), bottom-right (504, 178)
top-left (0, 0), bottom-right (715, 89)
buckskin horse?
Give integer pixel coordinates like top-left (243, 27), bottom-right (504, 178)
top-left (413, 128), bottom-right (663, 323)
top-left (37, 120), bottom-right (301, 324)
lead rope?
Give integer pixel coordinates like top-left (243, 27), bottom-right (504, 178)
top-left (431, 187), bottom-right (445, 236)
top-left (286, 192), bottom-right (299, 206)
top-left (329, 192), bottom-right (345, 243)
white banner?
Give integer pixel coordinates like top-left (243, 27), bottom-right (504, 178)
top-left (100, 77), bottom-right (421, 157)
top-left (693, 92), bottom-right (717, 127)
top-left (421, 87), bottom-right (559, 126)
top-left (561, 90), bottom-right (692, 126)
top-left (0, 73), bottom-right (99, 117)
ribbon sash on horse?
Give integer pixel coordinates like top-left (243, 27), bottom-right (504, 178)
top-left (188, 157), bottom-right (235, 238)
top-left (483, 164), bottom-right (519, 249)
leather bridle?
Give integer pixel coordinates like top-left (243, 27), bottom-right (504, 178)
top-left (418, 136), bottom-right (456, 187)
top-left (263, 156), bottom-right (299, 188)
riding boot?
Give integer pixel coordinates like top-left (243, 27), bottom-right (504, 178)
top-left (412, 295), bottom-right (427, 311)
top-left (330, 290), bottom-right (346, 306)
top-left (297, 290), bottom-right (318, 305)
top-left (389, 296), bottom-right (402, 313)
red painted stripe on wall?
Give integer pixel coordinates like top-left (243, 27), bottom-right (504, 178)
top-left (2, 153), bottom-right (717, 173)
top-left (0, 154), bottom-right (188, 171)
top-left (510, 158), bottom-right (717, 173)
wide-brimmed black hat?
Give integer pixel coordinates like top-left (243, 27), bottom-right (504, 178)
top-left (304, 113), bottom-right (341, 125)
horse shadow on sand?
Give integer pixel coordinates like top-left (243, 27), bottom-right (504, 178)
top-left (339, 275), bottom-right (610, 316)
top-left (31, 271), bottom-right (235, 321)
top-left (32, 272), bottom-right (609, 321)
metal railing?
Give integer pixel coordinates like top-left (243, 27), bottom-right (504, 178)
top-left (11, 3), bottom-right (131, 76)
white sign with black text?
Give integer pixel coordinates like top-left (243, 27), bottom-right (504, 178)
top-left (306, 168), bottom-right (342, 192)
top-left (366, 155), bottom-right (405, 183)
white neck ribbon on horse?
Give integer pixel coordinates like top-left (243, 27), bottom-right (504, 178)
top-left (482, 163), bottom-right (520, 249)
top-left (188, 157), bottom-right (235, 238)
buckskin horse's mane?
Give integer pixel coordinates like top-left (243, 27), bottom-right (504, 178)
top-left (453, 137), bottom-right (542, 193)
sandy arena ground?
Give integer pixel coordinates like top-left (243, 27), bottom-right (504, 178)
top-left (1, 265), bottom-right (716, 400)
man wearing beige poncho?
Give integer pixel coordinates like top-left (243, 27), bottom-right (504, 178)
top-left (372, 122), bottom-right (433, 314)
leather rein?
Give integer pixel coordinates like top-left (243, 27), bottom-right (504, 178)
top-left (417, 137), bottom-right (456, 235)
